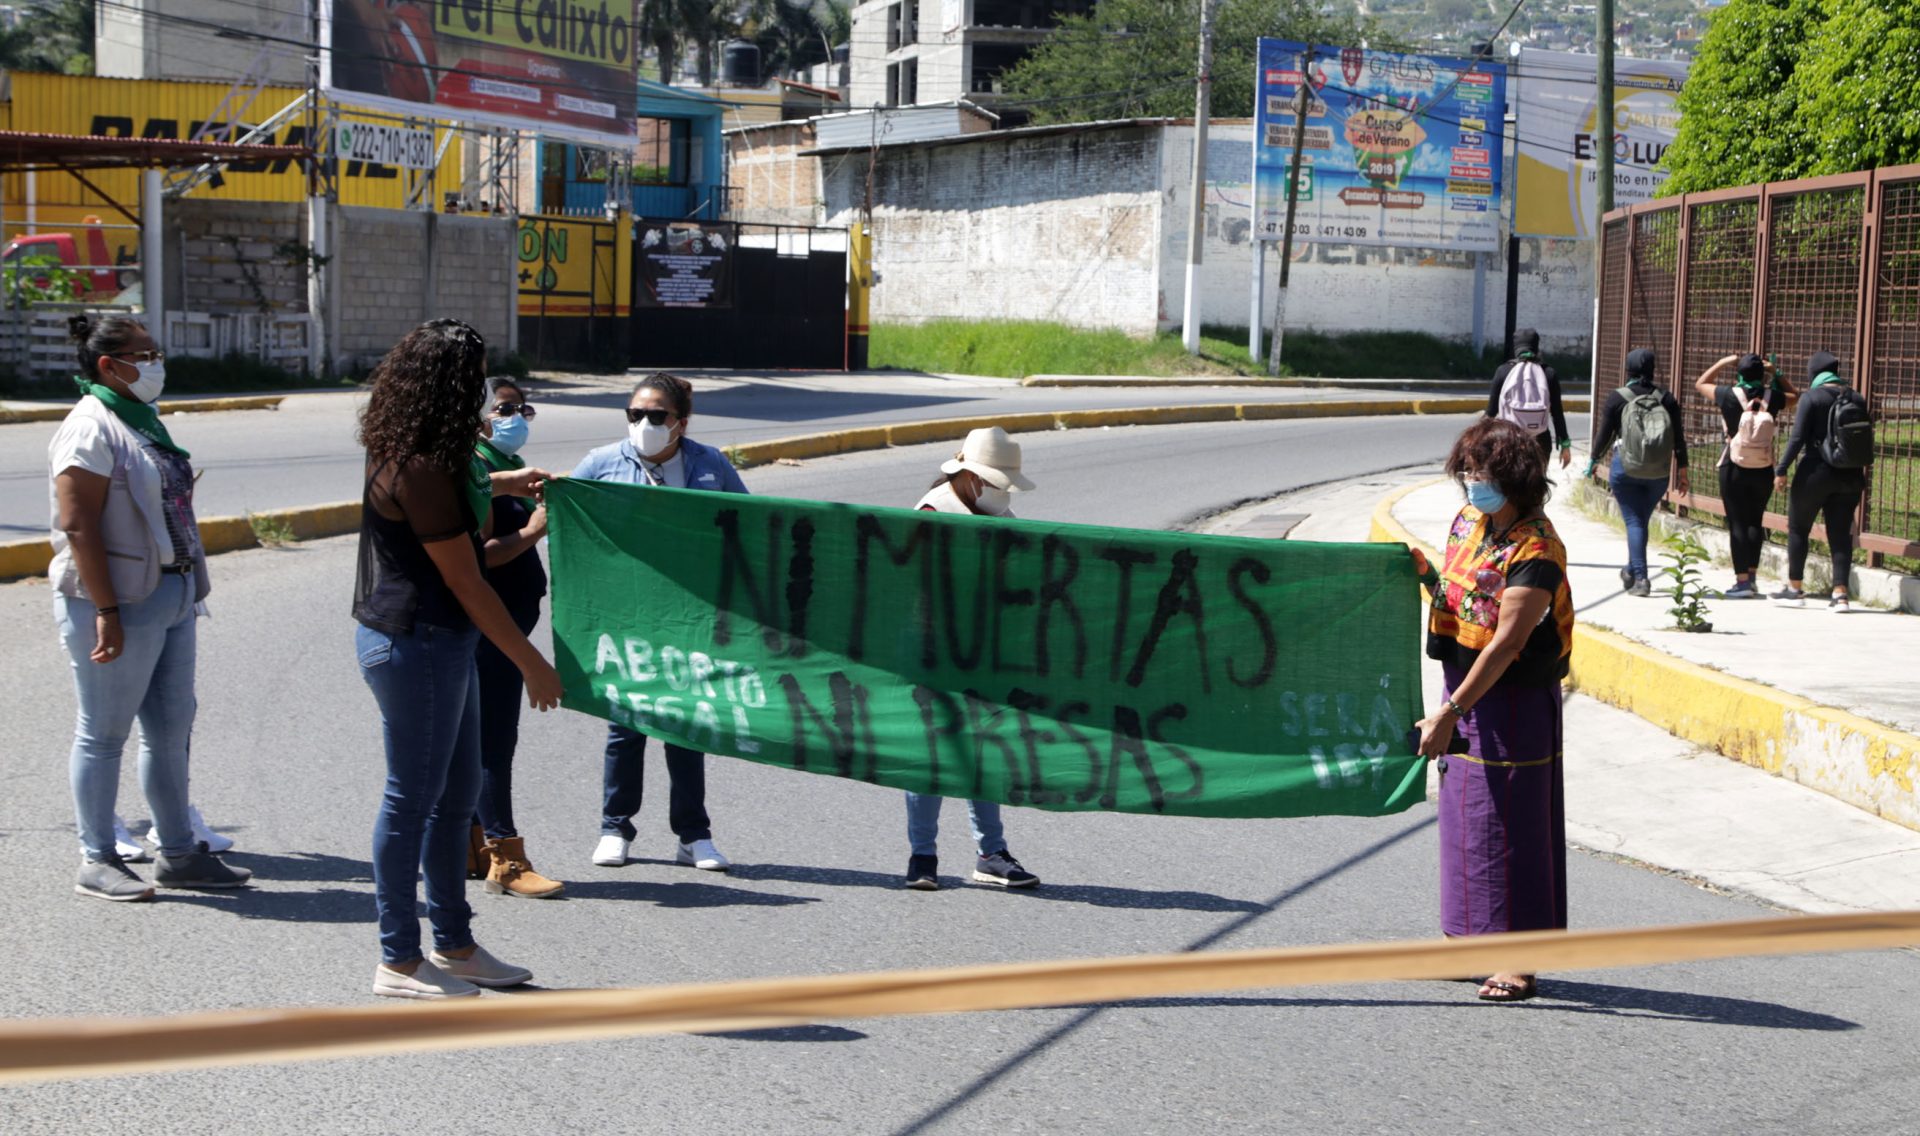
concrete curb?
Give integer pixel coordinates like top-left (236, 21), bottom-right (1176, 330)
top-left (0, 395), bottom-right (285, 425)
top-left (1368, 479), bottom-right (1920, 834)
top-left (1023, 375), bottom-right (1482, 393)
top-left (0, 397), bottom-right (1531, 583)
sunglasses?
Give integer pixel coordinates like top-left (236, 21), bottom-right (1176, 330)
top-left (491, 401), bottom-right (537, 419)
top-left (626, 407), bottom-right (675, 426)
top-left (114, 349), bottom-right (166, 365)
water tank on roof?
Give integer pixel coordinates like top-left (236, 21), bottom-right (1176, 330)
top-left (721, 40), bottom-right (761, 87)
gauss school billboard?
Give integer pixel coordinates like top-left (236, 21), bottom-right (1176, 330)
top-left (1253, 38), bottom-right (1507, 253)
top-left (322, 0), bottom-right (640, 147)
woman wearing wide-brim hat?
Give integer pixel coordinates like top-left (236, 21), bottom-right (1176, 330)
top-left (903, 426), bottom-right (1041, 891)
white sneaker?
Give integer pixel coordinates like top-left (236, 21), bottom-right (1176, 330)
top-left (592, 834), bottom-right (630, 866)
top-left (112, 815), bottom-right (150, 862)
top-left (148, 805), bottom-right (233, 854)
top-left (676, 838), bottom-right (730, 871)
top-left (1830, 595), bottom-right (1852, 614)
top-left (429, 944), bottom-right (532, 988)
top-left (372, 959), bottom-right (481, 1000)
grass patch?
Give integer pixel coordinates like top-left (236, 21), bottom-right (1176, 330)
top-left (869, 320), bottom-right (1591, 383)
top-left (247, 512), bottom-right (297, 547)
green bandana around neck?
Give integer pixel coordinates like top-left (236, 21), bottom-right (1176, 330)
top-left (75, 376), bottom-right (188, 458)
top-left (1811, 371), bottom-right (1843, 389)
top-left (474, 437), bottom-right (536, 509)
top-left (464, 456), bottom-right (495, 533)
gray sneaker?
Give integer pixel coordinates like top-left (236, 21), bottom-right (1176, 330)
top-left (154, 848), bottom-right (252, 889)
top-left (76, 857), bottom-right (155, 902)
top-left (1628, 577), bottom-right (1652, 598)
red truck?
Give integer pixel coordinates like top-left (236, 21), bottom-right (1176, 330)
top-left (1, 219), bottom-right (137, 301)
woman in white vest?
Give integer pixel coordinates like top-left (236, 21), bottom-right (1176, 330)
top-left (48, 315), bottom-right (250, 902)
top-left (903, 427), bottom-right (1041, 891)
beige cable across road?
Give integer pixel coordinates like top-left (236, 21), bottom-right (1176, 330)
top-left (2, 910), bottom-right (1916, 1086)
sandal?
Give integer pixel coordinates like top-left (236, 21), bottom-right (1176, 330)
top-left (1477, 976), bottom-right (1538, 1003)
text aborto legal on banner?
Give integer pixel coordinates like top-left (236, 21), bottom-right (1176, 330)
top-left (320, 0), bottom-right (640, 147)
top-left (547, 480), bottom-right (1429, 819)
top-left (1254, 39), bottom-right (1506, 253)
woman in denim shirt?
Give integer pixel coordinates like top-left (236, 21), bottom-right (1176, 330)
top-left (574, 373), bottom-right (745, 873)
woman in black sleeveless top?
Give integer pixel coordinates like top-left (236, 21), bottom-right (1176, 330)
top-left (353, 319), bottom-right (562, 1000)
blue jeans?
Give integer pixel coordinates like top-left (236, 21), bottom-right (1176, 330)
top-left (1610, 451), bottom-right (1669, 580)
top-left (358, 622), bottom-right (482, 966)
top-left (56, 573), bottom-right (198, 862)
top-left (601, 725), bottom-right (711, 842)
top-left (904, 793), bottom-right (1005, 858)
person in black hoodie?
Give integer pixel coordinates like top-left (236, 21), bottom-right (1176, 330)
top-left (1485, 328), bottom-right (1573, 467)
top-left (1772, 349), bottom-right (1866, 612)
top-left (1585, 348), bottom-right (1689, 596)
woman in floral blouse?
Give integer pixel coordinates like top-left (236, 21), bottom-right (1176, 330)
top-left (1413, 418), bottom-right (1574, 1003)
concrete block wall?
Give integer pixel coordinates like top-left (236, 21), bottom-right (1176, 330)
top-left (333, 208), bottom-right (515, 365)
top-left (727, 123), bottom-right (823, 227)
top-left (821, 125), bottom-right (1166, 331)
top-left (167, 200), bottom-right (308, 315)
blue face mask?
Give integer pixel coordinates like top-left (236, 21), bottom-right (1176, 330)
top-left (1466, 480), bottom-right (1507, 514)
top-left (489, 414), bottom-right (530, 455)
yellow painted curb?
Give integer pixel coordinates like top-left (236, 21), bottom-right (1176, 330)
top-left (1369, 480), bottom-right (1920, 831)
top-left (0, 395), bottom-right (284, 425)
top-left (0, 499), bottom-right (361, 583)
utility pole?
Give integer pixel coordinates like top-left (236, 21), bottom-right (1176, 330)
top-left (1180, 0), bottom-right (1216, 355)
top-left (1596, 0), bottom-right (1615, 219)
top-left (1503, 41), bottom-right (1522, 359)
top-left (1268, 59), bottom-right (1313, 377)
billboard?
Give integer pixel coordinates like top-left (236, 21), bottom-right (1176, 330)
top-left (1254, 39), bottom-right (1506, 252)
top-left (321, 1), bottom-right (639, 148)
top-left (1515, 49), bottom-right (1688, 239)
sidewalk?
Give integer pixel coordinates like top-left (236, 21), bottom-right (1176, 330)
top-left (1199, 469), bottom-right (1920, 915)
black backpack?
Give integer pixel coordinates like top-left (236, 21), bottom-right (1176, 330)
top-left (1820, 386), bottom-right (1874, 469)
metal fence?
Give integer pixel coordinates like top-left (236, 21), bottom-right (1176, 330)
top-left (1597, 166), bottom-right (1920, 560)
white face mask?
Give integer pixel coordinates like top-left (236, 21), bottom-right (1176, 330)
top-left (121, 359), bottom-right (166, 403)
top-left (974, 483), bottom-right (1011, 515)
top-left (631, 419), bottom-right (675, 459)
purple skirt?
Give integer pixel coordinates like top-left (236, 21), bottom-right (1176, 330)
top-left (1438, 664), bottom-right (1568, 937)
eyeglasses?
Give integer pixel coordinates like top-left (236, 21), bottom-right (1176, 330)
top-left (491, 401), bottom-right (537, 419)
top-left (113, 350), bottom-right (166, 365)
top-left (626, 407), bottom-right (674, 426)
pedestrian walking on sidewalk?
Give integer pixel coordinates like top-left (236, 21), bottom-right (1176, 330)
top-left (901, 426), bottom-right (1041, 892)
top-left (355, 319), bottom-right (561, 999)
top-left (1414, 418), bottom-right (1573, 1003)
top-left (1772, 350), bottom-right (1872, 613)
top-left (467, 377), bottom-right (563, 899)
top-left (50, 314), bottom-right (251, 902)
top-left (1586, 347), bottom-right (1690, 596)
top-left (573, 373), bottom-right (744, 874)
top-left (1486, 328), bottom-right (1573, 469)
top-left (1696, 353), bottom-right (1795, 599)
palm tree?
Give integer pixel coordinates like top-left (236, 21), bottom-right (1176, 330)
top-left (746, 0), bottom-right (845, 82)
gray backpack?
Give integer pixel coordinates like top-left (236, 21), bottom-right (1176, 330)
top-left (1619, 385), bottom-right (1675, 478)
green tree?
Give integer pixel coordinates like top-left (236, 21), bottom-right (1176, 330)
top-left (0, 0), bottom-right (96, 76)
top-left (1789, 0), bottom-right (1920, 175)
top-left (1003, 0), bottom-right (1393, 126)
top-left (1658, 0), bottom-right (1822, 193)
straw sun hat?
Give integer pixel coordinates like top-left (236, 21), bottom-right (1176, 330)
top-left (940, 426), bottom-right (1037, 491)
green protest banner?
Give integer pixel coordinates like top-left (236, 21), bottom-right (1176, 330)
top-left (546, 479), bottom-right (1428, 818)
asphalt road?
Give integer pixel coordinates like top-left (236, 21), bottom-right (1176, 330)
top-left (0, 371), bottom-right (1465, 536)
top-left (6, 415), bottom-right (1918, 1136)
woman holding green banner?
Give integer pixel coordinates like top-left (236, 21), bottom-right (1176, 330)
top-left (575, 373), bottom-right (745, 874)
top-left (1415, 418), bottom-right (1573, 1003)
top-left (354, 319), bottom-right (562, 1000)
top-left (49, 314), bottom-right (251, 902)
top-left (902, 427), bottom-right (1041, 892)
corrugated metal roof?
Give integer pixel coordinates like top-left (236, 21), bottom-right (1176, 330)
top-left (0, 130), bottom-right (309, 172)
top-left (804, 116), bottom-right (1173, 157)
top-left (809, 100), bottom-right (1002, 152)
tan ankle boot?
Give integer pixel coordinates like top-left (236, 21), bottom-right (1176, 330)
top-left (484, 836), bottom-right (565, 898)
top-left (466, 823), bottom-right (489, 881)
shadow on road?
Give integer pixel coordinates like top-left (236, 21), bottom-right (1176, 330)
top-left (728, 862), bottom-right (1265, 913)
top-left (534, 375), bottom-right (985, 425)
top-left (162, 886), bottom-right (371, 923)
top-left (698, 1025), bottom-right (871, 1043)
top-left (561, 878), bottom-right (819, 909)
top-left (219, 850), bottom-right (371, 883)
